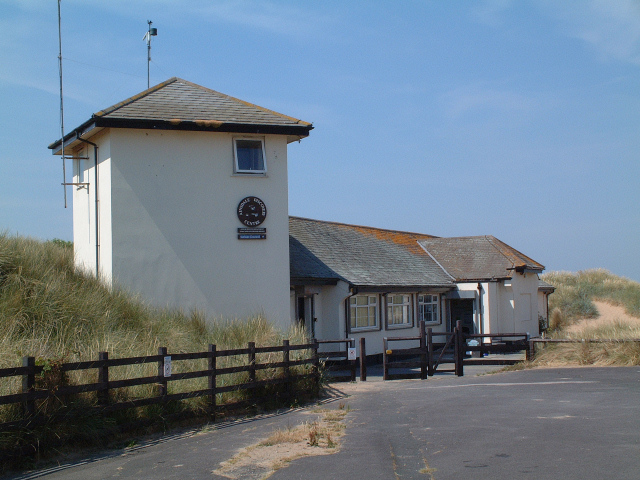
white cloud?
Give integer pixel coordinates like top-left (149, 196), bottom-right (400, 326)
top-left (441, 83), bottom-right (537, 119)
top-left (543, 0), bottom-right (640, 65)
top-left (470, 0), bottom-right (515, 27)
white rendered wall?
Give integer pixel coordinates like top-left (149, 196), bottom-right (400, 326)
top-left (72, 131), bottom-right (112, 281)
top-left (306, 282), bottom-right (449, 356)
top-left (107, 128), bottom-right (291, 328)
top-left (494, 273), bottom-right (540, 335)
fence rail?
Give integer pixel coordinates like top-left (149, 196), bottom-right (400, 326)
top-left (383, 321), bottom-right (531, 379)
top-left (527, 337), bottom-right (640, 361)
top-left (0, 340), bottom-right (321, 432)
top-left (316, 339), bottom-right (358, 382)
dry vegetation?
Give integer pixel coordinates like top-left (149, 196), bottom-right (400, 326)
top-left (532, 269), bottom-right (640, 367)
top-left (0, 233), bottom-right (314, 467)
top-left (213, 402), bottom-right (349, 480)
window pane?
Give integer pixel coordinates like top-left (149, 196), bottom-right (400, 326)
top-left (236, 140), bottom-right (264, 171)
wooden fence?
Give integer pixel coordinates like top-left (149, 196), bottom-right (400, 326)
top-left (527, 337), bottom-right (640, 361)
top-left (316, 339), bottom-right (358, 382)
top-left (0, 340), bottom-right (320, 432)
top-left (383, 321), bottom-right (530, 379)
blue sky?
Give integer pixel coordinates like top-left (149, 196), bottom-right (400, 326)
top-left (1, 0), bottom-right (639, 282)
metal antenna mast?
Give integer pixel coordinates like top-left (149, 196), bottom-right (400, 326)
top-left (144, 20), bottom-right (157, 89)
top-left (58, 0), bottom-right (67, 208)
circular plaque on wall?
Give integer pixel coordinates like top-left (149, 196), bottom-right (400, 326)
top-left (237, 196), bottom-right (267, 226)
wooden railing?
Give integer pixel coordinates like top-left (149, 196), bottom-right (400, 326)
top-left (316, 339), bottom-right (358, 382)
top-left (383, 321), bottom-right (531, 379)
top-left (527, 337), bottom-right (640, 361)
top-left (0, 340), bottom-right (320, 432)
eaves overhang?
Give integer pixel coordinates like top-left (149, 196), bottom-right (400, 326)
top-left (349, 284), bottom-right (455, 294)
top-left (290, 277), bottom-right (340, 286)
top-left (49, 116), bottom-right (313, 154)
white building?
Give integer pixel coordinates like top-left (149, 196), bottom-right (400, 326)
top-left (49, 78), bottom-right (312, 327)
top-left (290, 217), bottom-right (551, 355)
top-left (51, 77), bottom-right (552, 349)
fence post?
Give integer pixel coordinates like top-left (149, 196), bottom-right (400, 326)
top-left (208, 344), bottom-right (216, 421)
top-left (158, 347), bottom-right (168, 398)
top-left (455, 321), bottom-right (464, 377)
top-left (527, 336), bottom-right (535, 362)
top-left (22, 356), bottom-right (35, 417)
top-left (349, 339), bottom-right (356, 382)
top-left (427, 328), bottom-right (434, 376)
top-left (283, 339), bottom-right (291, 404)
top-left (359, 337), bottom-right (367, 382)
top-left (419, 321), bottom-right (427, 380)
top-left (383, 338), bottom-right (389, 381)
top-left (98, 351), bottom-right (109, 406)
top-left (248, 342), bottom-right (256, 407)
top-left (312, 339), bottom-right (320, 396)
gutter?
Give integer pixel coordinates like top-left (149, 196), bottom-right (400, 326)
top-left (49, 117), bottom-right (313, 153)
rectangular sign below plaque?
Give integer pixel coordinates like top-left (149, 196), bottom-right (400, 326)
top-left (238, 227), bottom-right (266, 240)
top-left (238, 234), bottom-right (267, 240)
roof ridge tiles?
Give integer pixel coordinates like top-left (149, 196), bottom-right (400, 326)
top-left (289, 215), bottom-right (439, 239)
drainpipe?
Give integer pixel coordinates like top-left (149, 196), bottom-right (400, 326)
top-left (477, 283), bottom-right (484, 336)
top-left (77, 135), bottom-right (99, 278)
top-left (346, 285), bottom-right (358, 340)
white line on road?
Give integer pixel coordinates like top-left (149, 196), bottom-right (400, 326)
top-left (406, 380), bottom-right (597, 390)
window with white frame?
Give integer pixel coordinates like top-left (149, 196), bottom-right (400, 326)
top-left (418, 294), bottom-right (439, 323)
top-left (386, 294), bottom-right (412, 326)
top-left (349, 295), bottom-right (378, 329)
top-left (234, 138), bottom-right (266, 174)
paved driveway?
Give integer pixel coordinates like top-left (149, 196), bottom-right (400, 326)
top-left (11, 367), bottom-right (640, 480)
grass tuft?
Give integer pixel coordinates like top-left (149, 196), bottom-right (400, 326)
top-left (0, 233), bottom-right (314, 469)
top-left (533, 269), bottom-right (640, 367)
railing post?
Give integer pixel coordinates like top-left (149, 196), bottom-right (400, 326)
top-left (349, 339), bottom-right (356, 382)
top-left (283, 339), bottom-right (291, 404)
top-left (158, 347), bottom-right (168, 398)
top-left (455, 321), bottom-right (464, 377)
top-left (208, 344), bottom-right (216, 421)
top-left (383, 338), bottom-right (389, 381)
top-left (359, 337), bottom-right (367, 382)
top-left (527, 336), bottom-right (534, 362)
top-left (427, 328), bottom-right (434, 376)
top-left (22, 356), bottom-right (35, 417)
top-left (419, 321), bottom-right (427, 380)
top-left (248, 342), bottom-right (256, 406)
top-left (312, 339), bottom-right (320, 396)
top-left (98, 351), bottom-right (109, 406)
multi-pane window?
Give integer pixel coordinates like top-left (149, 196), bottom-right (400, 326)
top-left (349, 295), bottom-right (378, 329)
top-left (387, 294), bottom-right (411, 326)
top-left (418, 294), bottom-right (439, 323)
top-left (234, 138), bottom-right (266, 174)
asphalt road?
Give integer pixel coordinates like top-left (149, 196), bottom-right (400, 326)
top-left (11, 367), bottom-right (640, 480)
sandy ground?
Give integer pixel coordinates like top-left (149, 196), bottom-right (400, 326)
top-left (566, 300), bottom-right (640, 333)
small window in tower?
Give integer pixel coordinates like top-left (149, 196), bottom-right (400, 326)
top-left (234, 138), bottom-right (266, 174)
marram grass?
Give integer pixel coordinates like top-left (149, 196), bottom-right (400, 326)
top-left (0, 232), bottom-right (314, 468)
top-left (532, 269), bottom-right (640, 367)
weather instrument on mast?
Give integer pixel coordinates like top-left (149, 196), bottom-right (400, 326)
top-left (143, 20), bottom-right (158, 89)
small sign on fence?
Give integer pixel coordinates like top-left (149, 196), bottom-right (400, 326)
top-left (347, 347), bottom-right (357, 361)
top-left (163, 356), bottom-right (172, 377)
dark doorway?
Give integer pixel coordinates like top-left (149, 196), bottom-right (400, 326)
top-left (296, 296), bottom-right (315, 338)
top-left (449, 299), bottom-right (475, 334)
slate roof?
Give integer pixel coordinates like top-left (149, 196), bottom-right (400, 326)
top-left (289, 217), bottom-right (454, 289)
top-left (538, 279), bottom-right (556, 292)
top-left (418, 236), bottom-right (544, 282)
top-left (50, 77), bottom-right (312, 152)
